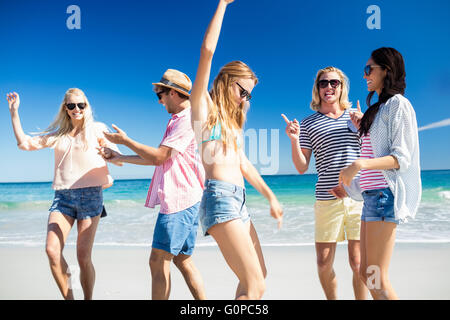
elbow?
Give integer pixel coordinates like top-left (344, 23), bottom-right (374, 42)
top-left (17, 143), bottom-right (29, 151)
top-left (200, 46), bottom-right (214, 59)
top-left (154, 155), bottom-right (169, 166)
top-left (295, 164), bottom-right (308, 175)
top-left (391, 150), bottom-right (410, 173)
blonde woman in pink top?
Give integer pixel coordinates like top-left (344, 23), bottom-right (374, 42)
top-left (7, 88), bottom-right (121, 300)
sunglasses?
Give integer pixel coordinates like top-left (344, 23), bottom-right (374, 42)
top-left (66, 103), bottom-right (86, 110)
top-left (236, 82), bottom-right (252, 101)
top-left (318, 79), bottom-right (341, 89)
top-left (156, 91), bottom-right (164, 100)
top-left (156, 88), bottom-right (170, 100)
top-left (364, 64), bottom-right (383, 76)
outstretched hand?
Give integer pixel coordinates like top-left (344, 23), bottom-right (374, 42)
top-left (6, 92), bottom-right (20, 112)
top-left (99, 146), bottom-right (122, 164)
top-left (103, 124), bottom-right (128, 145)
top-left (222, 0), bottom-right (235, 4)
top-left (281, 114), bottom-right (300, 141)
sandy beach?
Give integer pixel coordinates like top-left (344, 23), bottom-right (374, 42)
top-left (1, 242), bottom-right (449, 300)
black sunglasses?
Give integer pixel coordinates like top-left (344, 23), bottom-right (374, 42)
top-left (364, 64), bottom-right (383, 76)
top-left (66, 103), bottom-right (86, 110)
top-left (236, 82), bottom-right (252, 101)
top-left (156, 88), bottom-right (170, 100)
top-left (318, 79), bottom-right (341, 89)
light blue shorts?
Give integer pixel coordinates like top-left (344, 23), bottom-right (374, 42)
top-left (49, 186), bottom-right (103, 220)
top-left (361, 187), bottom-right (399, 224)
top-left (152, 202), bottom-right (200, 256)
top-left (199, 179), bottom-right (250, 236)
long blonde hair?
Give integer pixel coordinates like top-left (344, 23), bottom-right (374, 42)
top-left (41, 88), bottom-right (95, 149)
top-left (207, 61), bottom-right (258, 152)
top-left (310, 66), bottom-right (352, 111)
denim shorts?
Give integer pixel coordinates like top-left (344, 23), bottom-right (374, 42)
top-left (152, 202), bottom-right (200, 256)
top-left (361, 187), bottom-right (399, 224)
top-left (49, 186), bottom-right (104, 220)
top-left (199, 179), bottom-right (250, 236)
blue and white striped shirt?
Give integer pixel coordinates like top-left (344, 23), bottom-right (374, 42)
top-left (300, 110), bottom-right (361, 200)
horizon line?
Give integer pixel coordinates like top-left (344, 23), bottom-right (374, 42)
top-left (1, 168), bottom-right (449, 184)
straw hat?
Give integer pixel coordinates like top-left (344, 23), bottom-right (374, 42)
top-left (152, 69), bottom-right (192, 96)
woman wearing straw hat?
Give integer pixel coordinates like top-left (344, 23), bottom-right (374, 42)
top-left (190, 0), bottom-right (283, 300)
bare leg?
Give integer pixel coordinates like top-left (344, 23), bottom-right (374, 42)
top-left (235, 220), bottom-right (267, 299)
top-left (45, 211), bottom-right (75, 300)
top-left (76, 215), bottom-right (100, 300)
top-left (209, 219), bottom-right (265, 300)
top-left (347, 240), bottom-right (368, 300)
top-left (315, 242), bottom-right (337, 300)
top-left (173, 254), bottom-right (206, 300)
top-left (149, 248), bottom-right (174, 300)
top-left (359, 221), bottom-right (368, 284)
top-left (365, 221), bottom-right (398, 300)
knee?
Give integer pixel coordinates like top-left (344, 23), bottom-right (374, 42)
top-left (45, 243), bottom-right (61, 264)
top-left (173, 256), bottom-right (189, 273)
top-left (149, 251), bottom-right (169, 275)
top-left (349, 256), bottom-right (361, 274)
top-left (316, 256), bottom-right (333, 273)
top-left (77, 250), bottom-right (92, 269)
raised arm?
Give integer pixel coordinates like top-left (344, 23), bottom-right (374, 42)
top-left (7, 92), bottom-right (54, 150)
top-left (281, 114), bottom-right (312, 174)
top-left (190, 0), bottom-right (234, 127)
top-left (7, 92), bottom-right (28, 146)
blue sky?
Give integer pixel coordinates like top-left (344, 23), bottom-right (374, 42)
top-left (1, 0), bottom-right (449, 182)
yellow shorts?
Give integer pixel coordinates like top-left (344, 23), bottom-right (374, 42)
top-left (314, 198), bottom-right (363, 243)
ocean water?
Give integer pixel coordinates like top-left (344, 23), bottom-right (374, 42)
top-left (0, 171), bottom-right (449, 247)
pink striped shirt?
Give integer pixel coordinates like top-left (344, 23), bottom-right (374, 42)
top-left (359, 133), bottom-right (389, 191)
top-left (145, 107), bottom-right (205, 214)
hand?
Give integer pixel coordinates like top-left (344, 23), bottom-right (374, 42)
top-left (339, 160), bottom-right (362, 186)
top-left (98, 146), bottom-right (122, 164)
top-left (328, 183), bottom-right (348, 199)
top-left (7, 92), bottom-right (20, 113)
top-left (221, 0), bottom-right (235, 4)
top-left (103, 124), bottom-right (128, 145)
top-left (97, 137), bottom-right (106, 147)
top-left (281, 114), bottom-right (300, 141)
top-left (349, 100), bottom-right (363, 130)
top-left (269, 198), bottom-right (283, 230)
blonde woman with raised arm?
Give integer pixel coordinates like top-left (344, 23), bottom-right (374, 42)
top-left (7, 89), bottom-right (121, 299)
top-left (190, 0), bottom-right (283, 300)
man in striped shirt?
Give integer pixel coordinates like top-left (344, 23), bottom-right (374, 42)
top-left (282, 66), bottom-right (367, 300)
top-left (101, 69), bottom-right (206, 300)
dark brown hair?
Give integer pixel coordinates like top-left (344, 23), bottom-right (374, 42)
top-left (359, 47), bottom-right (406, 136)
